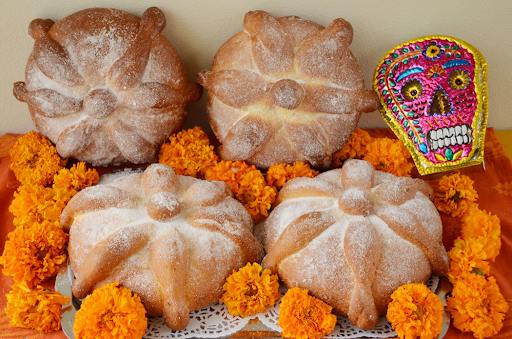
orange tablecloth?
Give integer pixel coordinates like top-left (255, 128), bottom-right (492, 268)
top-left (0, 128), bottom-right (511, 339)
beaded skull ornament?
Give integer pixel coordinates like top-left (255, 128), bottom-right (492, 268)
top-left (374, 36), bottom-right (487, 175)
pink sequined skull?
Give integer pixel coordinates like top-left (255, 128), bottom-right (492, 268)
top-left (374, 36), bottom-right (487, 175)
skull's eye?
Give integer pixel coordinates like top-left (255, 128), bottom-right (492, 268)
top-left (401, 79), bottom-right (423, 101)
top-left (448, 69), bottom-right (470, 90)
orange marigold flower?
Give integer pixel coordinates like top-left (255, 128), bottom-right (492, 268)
top-left (332, 128), bottom-right (372, 167)
top-left (205, 160), bottom-right (248, 188)
top-left (364, 137), bottom-right (414, 177)
top-left (53, 162), bottom-right (99, 206)
top-left (386, 283), bottom-right (444, 339)
top-left (448, 236), bottom-right (491, 284)
top-left (278, 287), bottom-right (337, 339)
top-left (9, 163), bottom-right (98, 228)
top-left (460, 206), bottom-right (501, 260)
top-left (53, 162), bottom-right (99, 200)
top-left (9, 184), bottom-right (64, 227)
top-left (74, 282), bottom-right (147, 339)
top-left (434, 172), bottom-right (478, 217)
top-left (447, 274), bottom-right (509, 339)
top-left (266, 161), bottom-right (319, 190)
top-left (205, 161), bottom-right (277, 223)
top-left (159, 126), bottom-right (218, 178)
top-left (220, 262), bottom-right (280, 318)
top-left (239, 173), bottom-right (277, 223)
top-left (9, 130), bottom-right (63, 186)
top-left (266, 163), bottom-right (288, 188)
top-left (5, 281), bottom-right (70, 333)
top-left (0, 220), bottom-right (68, 288)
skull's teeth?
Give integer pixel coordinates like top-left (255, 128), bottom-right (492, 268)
top-left (427, 124), bottom-right (472, 152)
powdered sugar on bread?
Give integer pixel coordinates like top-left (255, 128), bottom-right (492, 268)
top-left (14, 7), bottom-right (201, 166)
top-left (60, 164), bottom-right (263, 330)
top-left (199, 10), bottom-right (379, 169)
top-left (262, 159), bottom-right (448, 330)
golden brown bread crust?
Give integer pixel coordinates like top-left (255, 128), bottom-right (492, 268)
top-left (199, 11), bottom-right (379, 169)
top-left (14, 7), bottom-right (202, 166)
top-left (262, 159), bottom-right (449, 330)
top-left (60, 164), bottom-right (264, 330)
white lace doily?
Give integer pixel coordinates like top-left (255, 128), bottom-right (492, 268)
top-left (56, 261), bottom-right (446, 339)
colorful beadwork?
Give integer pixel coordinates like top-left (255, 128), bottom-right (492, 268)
top-left (373, 36), bottom-right (488, 175)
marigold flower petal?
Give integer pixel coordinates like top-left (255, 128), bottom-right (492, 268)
top-left (9, 161), bottom-right (98, 229)
top-left (205, 161), bottom-right (276, 222)
top-left (460, 206), bottom-right (501, 260)
top-left (9, 131), bottom-right (63, 186)
top-left (447, 274), bottom-right (509, 339)
top-left (266, 161), bottom-right (319, 190)
top-left (53, 162), bottom-right (99, 204)
top-left (0, 220), bottom-right (68, 288)
top-left (332, 128), bottom-right (372, 167)
top-left (434, 172), bottom-right (478, 217)
top-left (386, 283), bottom-right (444, 339)
top-left (448, 236), bottom-right (494, 284)
top-left (9, 184), bottom-right (63, 227)
top-left (159, 126), bottom-right (218, 178)
top-left (220, 262), bottom-right (280, 318)
top-left (278, 287), bottom-right (337, 339)
top-left (5, 281), bottom-right (70, 333)
top-left (364, 137), bottom-right (414, 177)
top-left (74, 282), bottom-right (147, 339)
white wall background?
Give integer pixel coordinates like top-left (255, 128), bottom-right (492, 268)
top-left (2, 0), bottom-right (511, 135)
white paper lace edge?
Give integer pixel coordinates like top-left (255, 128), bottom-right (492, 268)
top-left (56, 261), bottom-right (446, 339)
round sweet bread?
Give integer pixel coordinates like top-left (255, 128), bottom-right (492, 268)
top-left (198, 11), bottom-right (379, 169)
top-left (261, 159), bottom-right (449, 330)
top-left (60, 164), bottom-right (264, 330)
top-left (14, 7), bottom-right (202, 166)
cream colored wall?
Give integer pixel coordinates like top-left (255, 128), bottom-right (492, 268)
top-left (2, 0), bottom-right (511, 136)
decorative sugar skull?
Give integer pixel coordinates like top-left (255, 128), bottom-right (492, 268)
top-left (374, 36), bottom-right (487, 175)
